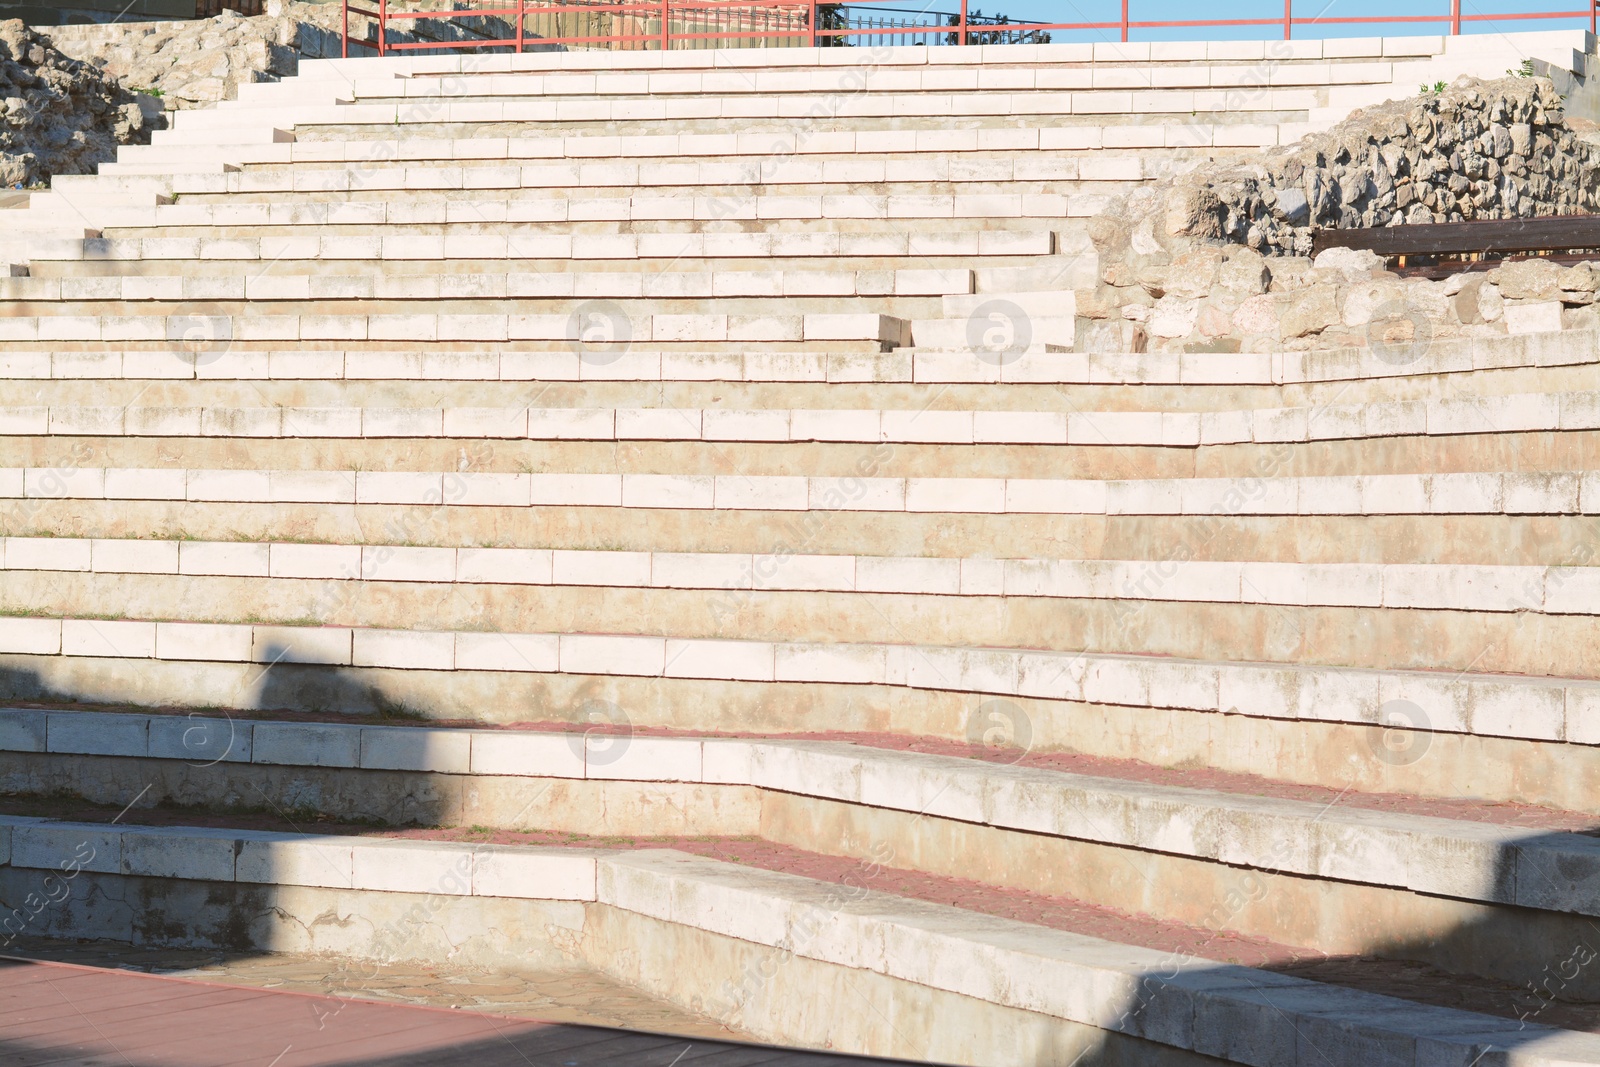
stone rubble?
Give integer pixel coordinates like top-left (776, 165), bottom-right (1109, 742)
top-left (41, 0), bottom-right (523, 111)
top-left (0, 18), bottom-right (155, 187)
top-left (1081, 76), bottom-right (1600, 354)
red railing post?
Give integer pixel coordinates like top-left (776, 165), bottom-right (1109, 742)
top-left (377, 0), bottom-right (387, 56)
top-left (960, 0), bottom-right (969, 44)
top-left (516, 0), bottom-right (525, 52)
top-left (808, 0), bottom-right (816, 46)
top-left (661, 0), bottom-right (670, 49)
top-left (1451, 0), bottom-right (1462, 34)
top-left (1120, 0), bottom-right (1129, 42)
top-left (342, 0), bottom-right (349, 57)
top-left (1283, 0), bottom-right (1292, 38)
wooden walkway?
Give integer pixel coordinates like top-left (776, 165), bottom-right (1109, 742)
top-left (0, 956), bottom-right (908, 1067)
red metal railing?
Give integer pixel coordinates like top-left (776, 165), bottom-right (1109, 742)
top-left (341, 0), bottom-right (1600, 58)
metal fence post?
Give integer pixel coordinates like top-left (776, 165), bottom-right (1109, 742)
top-left (377, 0), bottom-right (387, 56)
top-left (661, 0), bottom-right (670, 49)
top-left (809, 0), bottom-right (817, 47)
top-left (342, 0), bottom-right (349, 57)
top-left (1283, 0), bottom-right (1292, 38)
top-left (1452, 0), bottom-right (1462, 34)
top-left (1120, 0), bottom-right (1129, 42)
top-left (960, 0), bottom-right (969, 44)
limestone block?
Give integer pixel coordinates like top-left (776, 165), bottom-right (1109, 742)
top-left (774, 642), bottom-right (885, 685)
top-left (90, 538), bottom-right (178, 574)
top-left (148, 714), bottom-right (251, 764)
top-left (1279, 285), bottom-right (1340, 338)
top-left (1503, 300), bottom-right (1563, 336)
top-left (529, 473), bottom-right (622, 506)
top-left (12, 824), bottom-right (121, 875)
top-left (0, 618), bottom-right (61, 655)
top-left (663, 639), bottom-right (774, 682)
top-left (473, 847), bottom-right (599, 900)
top-left (553, 549), bottom-right (650, 587)
top-left (187, 469), bottom-right (270, 502)
top-left (714, 476), bottom-right (807, 511)
top-left (62, 620), bottom-right (155, 659)
top-left (560, 634), bottom-right (665, 677)
top-left (266, 542), bottom-right (360, 580)
top-left (352, 629), bottom-right (455, 671)
top-left (651, 552), bottom-right (751, 591)
top-left (585, 737), bottom-right (703, 782)
top-left (179, 541), bottom-right (269, 577)
top-left (0, 710), bottom-right (47, 753)
top-left (251, 722), bottom-right (361, 768)
top-left (155, 622), bottom-right (253, 662)
top-left (905, 478), bottom-right (1006, 513)
top-left (121, 828), bottom-right (238, 882)
top-left (455, 632), bottom-right (559, 674)
top-left (621, 474), bottom-right (714, 509)
top-left (360, 545), bottom-right (455, 583)
top-left (236, 834), bottom-right (355, 889)
top-left (351, 840), bottom-right (474, 895)
top-left (701, 739), bottom-right (754, 786)
top-left (360, 726), bottom-right (472, 772)
top-left (470, 729), bottom-right (584, 778)
top-left (355, 471), bottom-right (442, 505)
top-left (1468, 680), bottom-right (1565, 741)
top-left (456, 549), bottom-right (552, 586)
top-left (1489, 258), bottom-right (1567, 301)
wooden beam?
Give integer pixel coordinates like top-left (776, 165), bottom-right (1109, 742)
top-left (1312, 214), bottom-right (1600, 258)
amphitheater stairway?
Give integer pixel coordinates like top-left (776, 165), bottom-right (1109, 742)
top-left (5, 28), bottom-right (1600, 1067)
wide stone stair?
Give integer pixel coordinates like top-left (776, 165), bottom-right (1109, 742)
top-left (4, 28), bottom-right (1600, 1067)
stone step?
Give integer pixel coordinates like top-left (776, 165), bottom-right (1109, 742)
top-left (2, 325), bottom-right (1596, 386)
top-left (9, 814), bottom-right (1594, 1067)
top-left (15, 361), bottom-right (1600, 422)
top-left (148, 127), bottom-right (295, 148)
top-left (169, 93), bottom-right (1319, 131)
top-left (5, 389), bottom-right (1597, 445)
top-left (4, 614), bottom-right (1594, 744)
top-left (5, 716), bottom-right (1600, 924)
top-left (169, 117), bottom-right (1307, 159)
top-left (323, 64), bottom-right (1369, 98)
top-left (37, 231), bottom-right (1062, 267)
top-left (28, 229), bottom-right (1060, 265)
top-left (65, 192), bottom-right (1113, 231)
top-left (1, 464), bottom-right (1591, 516)
top-left (134, 156), bottom-right (1152, 194)
top-left (2, 547), bottom-right (1591, 681)
top-left (0, 311), bottom-right (912, 346)
top-left (288, 36), bottom-right (1454, 80)
top-left (0, 267), bottom-right (980, 303)
top-left (119, 98), bottom-right (1309, 146)
top-left (2, 534), bottom-right (1594, 618)
top-left (3, 609), bottom-right (1597, 803)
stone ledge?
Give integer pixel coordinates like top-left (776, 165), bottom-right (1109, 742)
top-left (4, 536), bottom-right (1599, 617)
top-left (3, 623), bottom-right (1596, 743)
top-left (2, 818), bottom-right (1594, 1066)
top-left (6, 722), bottom-right (1600, 914)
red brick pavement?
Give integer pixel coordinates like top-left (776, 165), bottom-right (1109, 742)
top-left (0, 955), bottom-right (903, 1066)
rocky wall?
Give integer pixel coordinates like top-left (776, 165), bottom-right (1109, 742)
top-left (1080, 76), bottom-right (1600, 354)
top-left (0, 19), bottom-right (156, 187)
top-left (41, 0), bottom-right (537, 110)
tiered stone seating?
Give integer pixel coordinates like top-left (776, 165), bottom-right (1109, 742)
top-left (4, 28), bottom-right (1600, 1067)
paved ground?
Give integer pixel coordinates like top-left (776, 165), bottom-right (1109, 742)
top-left (3, 935), bottom-right (740, 1038)
top-left (0, 949), bottom-right (910, 1066)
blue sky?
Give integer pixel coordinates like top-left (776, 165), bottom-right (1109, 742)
top-left (847, 0), bottom-right (1594, 40)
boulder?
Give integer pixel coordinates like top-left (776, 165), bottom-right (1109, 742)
top-left (1312, 247), bottom-right (1386, 273)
